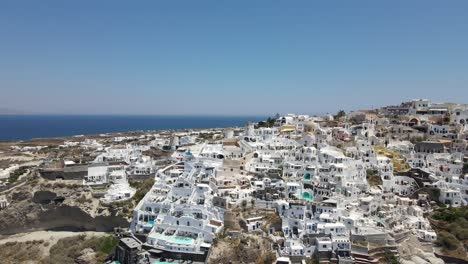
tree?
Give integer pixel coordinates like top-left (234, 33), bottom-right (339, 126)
top-left (241, 200), bottom-right (248, 208)
top-left (436, 231), bottom-right (459, 250)
top-left (256, 114), bottom-right (280, 128)
top-left (334, 110), bottom-right (346, 120)
top-left (384, 250), bottom-right (399, 264)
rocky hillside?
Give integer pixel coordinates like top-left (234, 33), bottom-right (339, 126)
top-left (0, 177), bottom-right (128, 235)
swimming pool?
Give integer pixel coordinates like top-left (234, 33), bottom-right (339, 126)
top-left (375, 217), bottom-right (384, 222)
top-left (170, 236), bottom-right (194, 244)
top-left (301, 192), bottom-right (313, 201)
top-left (144, 220), bottom-right (155, 227)
top-left (149, 233), bottom-right (159, 239)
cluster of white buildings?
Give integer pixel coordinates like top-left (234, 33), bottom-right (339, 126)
top-left (213, 100), bottom-right (464, 263)
top-left (130, 151), bottom-right (225, 260)
top-left (83, 144), bottom-right (158, 203)
top-left (238, 117), bottom-right (406, 262)
top-left (86, 99), bottom-right (467, 263)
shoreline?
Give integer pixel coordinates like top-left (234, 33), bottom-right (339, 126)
top-left (0, 126), bottom-right (235, 145)
top-left (0, 115), bottom-right (265, 142)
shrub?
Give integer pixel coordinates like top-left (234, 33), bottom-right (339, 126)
top-left (8, 166), bottom-right (27, 183)
top-left (97, 235), bottom-right (118, 254)
top-left (48, 234), bottom-right (118, 263)
top-left (239, 219), bottom-right (248, 232)
top-left (436, 231), bottom-right (459, 251)
top-left (255, 252), bottom-right (276, 264)
top-left (130, 178), bottom-right (154, 203)
top-left (384, 250), bottom-right (399, 264)
top-left (241, 200), bottom-right (247, 208)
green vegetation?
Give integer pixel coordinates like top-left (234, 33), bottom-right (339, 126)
top-left (264, 212), bottom-right (282, 228)
top-left (0, 240), bottom-right (45, 263)
top-left (98, 235), bottom-right (119, 254)
top-left (112, 198), bottom-right (134, 218)
top-left (436, 231), bottom-right (459, 251)
top-left (353, 240), bottom-right (368, 247)
top-left (423, 188), bottom-right (441, 203)
top-left (431, 207), bottom-right (468, 252)
top-left (0, 235), bottom-right (118, 264)
top-left (348, 116), bottom-right (362, 125)
top-left (8, 166), bottom-right (27, 184)
top-left (241, 200), bottom-right (248, 209)
top-left (384, 249), bottom-right (399, 264)
top-left (239, 219), bottom-right (248, 231)
top-left (372, 146), bottom-right (410, 172)
top-left (47, 234), bottom-right (117, 263)
top-left (198, 133), bottom-right (215, 140)
top-left (333, 110), bottom-right (346, 120)
top-left (305, 254), bottom-right (320, 264)
top-left (366, 169), bottom-right (382, 186)
top-left (255, 114), bottom-right (279, 128)
top-left (432, 207), bottom-right (468, 222)
top-left (129, 178), bottom-right (155, 203)
top-left (108, 178), bottom-right (155, 218)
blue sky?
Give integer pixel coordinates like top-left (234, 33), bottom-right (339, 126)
top-left (0, 1), bottom-right (467, 115)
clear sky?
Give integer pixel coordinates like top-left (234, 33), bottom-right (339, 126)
top-left (0, 1), bottom-right (467, 115)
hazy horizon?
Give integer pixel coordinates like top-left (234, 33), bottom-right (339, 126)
top-left (0, 99), bottom-right (462, 117)
top-left (0, 109), bottom-right (273, 117)
top-left (1, 1), bottom-right (467, 115)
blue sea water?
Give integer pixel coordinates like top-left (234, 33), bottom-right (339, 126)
top-left (0, 115), bottom-right (265, 141)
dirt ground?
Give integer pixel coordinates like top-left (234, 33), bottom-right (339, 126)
top-left (398, 234), bottom-right (444, 264)
top-left (0, 230), bottom-right (107, 255)
top-left (0, 231), bottom-right (108, 264)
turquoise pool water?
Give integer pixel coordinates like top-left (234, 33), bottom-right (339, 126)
top-left (170, 236), bottom-right (194, 244)
top-left (301, 192), bottom-right (313, 201)
top-left (148, 233), bottom-right (195, 245)
top-left (149, 233), bottom-right (159, 239)
top-left (144, 220), bottom-right (155, 227)
top-left (152, 261), bottom-right (169, 264)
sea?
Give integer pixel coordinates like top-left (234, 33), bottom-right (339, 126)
top-left (0, 115), bottom-right (266, 141)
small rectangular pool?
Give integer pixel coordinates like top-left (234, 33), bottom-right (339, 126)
top-left (170, 236), bottom-right (194, 244)
top-left (149, 233), bottom-right (160, 239)
top-left (144, 220), bottom-right (155, 227)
